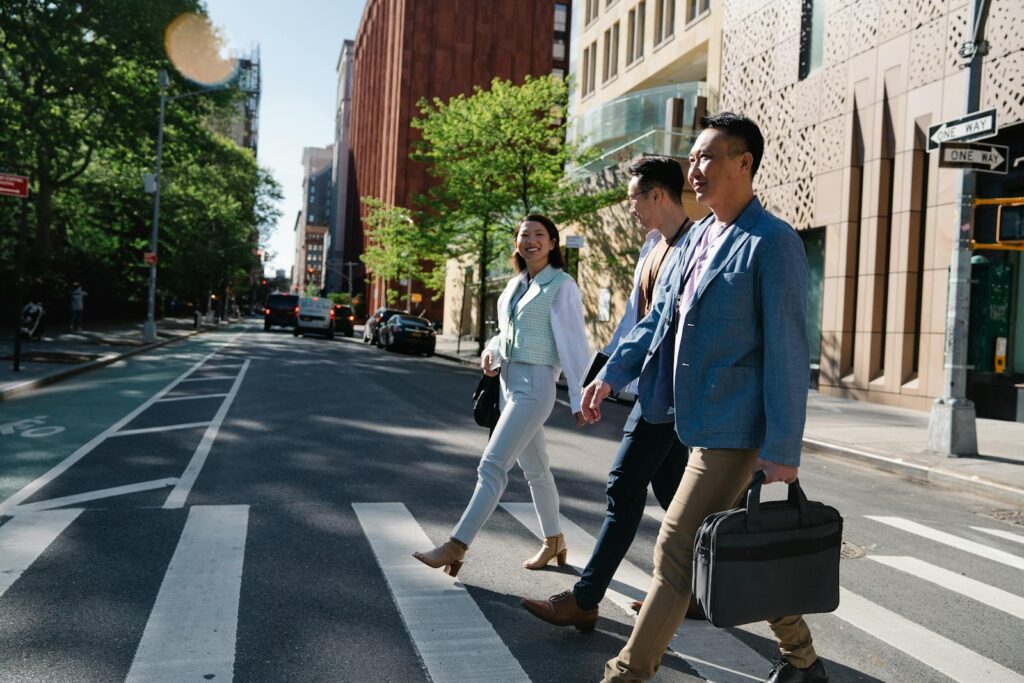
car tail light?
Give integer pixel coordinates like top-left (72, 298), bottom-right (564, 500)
top-left (294, 306), bottom-right (299, 315)
top-left (329, 309), bottom-right (335, 320)
top-left (348, 315), bottom-right (355, 321)
top-left (264, 308), bottom-right (270, 315)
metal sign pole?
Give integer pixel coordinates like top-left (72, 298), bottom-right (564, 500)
top-left (927, 0), bottom-right (990, 456)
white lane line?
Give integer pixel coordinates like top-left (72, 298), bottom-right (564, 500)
top-left (502, 503), bottom-right (767, 683)
top-left (869, 555), bottom-right (1024, 620)
top-left (834, 587), bottom-right (1023, 682)
top-left (866, 516), bottom-right (1024, 571)
top-left (13, 479), bottom-right (179, 513)
top-left (179, 375), bottom-right (238, 382)
top-left (0, 509), bottom-right (83, 598)
top-left (353, 503), bottom-right (530, 683)
top-left (110, 422), bottom-right (211, 437)
top-left (0, 347), bottom-right (222, 516)
top-left (157, 393), bottom-right (230, 403)
top-left (126, 505), bottom-right (248, 683)
top-left (971, 526), bottom-right (1024, 546)
top-left (163, 360), bottom-right (250, 509)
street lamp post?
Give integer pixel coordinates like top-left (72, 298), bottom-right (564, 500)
top-left (143, 69), bottom-right (230, 343)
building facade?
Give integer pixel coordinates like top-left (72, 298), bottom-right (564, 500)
top-left (547, 0), bottom-right (723, 350)
top-left (347, 0), bottom-right (570, 320)
top-left (292, 146), bottom-right (333, 294)
top-left (717, 0), bottom-right (1024, 419)
top-left (328, 40), bottom-right (357, 296)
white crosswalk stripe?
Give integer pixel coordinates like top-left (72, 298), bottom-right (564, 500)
top-left (501, 502), bottom-right (771, 683)
top-left (353, 502), bottom-right (530, 683)
top-left (0, 509), bottom-right (82, 599)
top-left (866, 516), bottom-right (1024, 571)
top-left (126, 505), bottom-right (249, 683)
top-left (869, 555), bottom-right (1024, 620)
top-left (834, 587), bottom-right (1023, 682)
top-left (971, 526), bottom-right (1024, 546)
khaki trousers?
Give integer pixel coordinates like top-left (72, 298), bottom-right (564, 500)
top-left (602, 447), bottom-right (817, 682)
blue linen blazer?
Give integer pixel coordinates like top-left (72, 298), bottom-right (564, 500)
top-left (598, 197), bottom-right (810, 466)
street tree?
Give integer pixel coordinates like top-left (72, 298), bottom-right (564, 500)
top-left (359, 197), bottom-right (439, 309)
top-left (412, 75), bottom-right (618, 351)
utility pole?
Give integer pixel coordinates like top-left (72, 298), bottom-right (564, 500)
top-left (927, 0), bottom-right (990, 456)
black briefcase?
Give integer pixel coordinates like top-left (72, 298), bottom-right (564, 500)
top-left (692, 471), bottom-right (842, 627)
top-left (581, 351), bottom-right (609, 387)
top-left (472, 373), bottom-right (500, 429)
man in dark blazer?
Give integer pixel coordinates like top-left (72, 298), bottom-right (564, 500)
top-left (584, 113), bottom-right (827, 683)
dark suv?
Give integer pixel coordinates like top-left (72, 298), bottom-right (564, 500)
top-left (333, 304), bottom-right (355, 337)
top-left (264, 293), bottom-right (299, 331)
top-left (363, 307), bottom-right (406, 345)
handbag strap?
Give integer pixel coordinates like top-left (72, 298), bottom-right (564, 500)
top-left (745, 470), bottom-right (811, 532)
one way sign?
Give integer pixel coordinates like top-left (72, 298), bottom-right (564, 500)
top-left (938, 142), bottom-right (1009, 175)
top-left (928, 108), bottom-right (997, 150)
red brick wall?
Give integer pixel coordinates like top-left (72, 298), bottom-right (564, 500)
top-left (348, 0), bottom-right (560, 321)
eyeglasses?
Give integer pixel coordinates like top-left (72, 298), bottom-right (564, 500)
top-left (627, 187), bottom-right (653, 203)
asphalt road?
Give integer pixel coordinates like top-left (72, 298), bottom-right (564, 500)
top-left (0, 323), bottom-right (1022, 682)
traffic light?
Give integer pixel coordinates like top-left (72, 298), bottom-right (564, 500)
top-left (973, 197), bottom-right (1024, 250)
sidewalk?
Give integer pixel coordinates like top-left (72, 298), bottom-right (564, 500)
top-left (0, 317), bottom-right (217, 402)
top-left (434, 334), bottom-right (1024, 506)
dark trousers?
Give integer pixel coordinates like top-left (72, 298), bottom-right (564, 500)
top-left (573, 404), bottom-right (688, 610)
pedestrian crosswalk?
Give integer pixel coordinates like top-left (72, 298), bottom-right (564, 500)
top-left (0, 504), bottom-right (1022, 682)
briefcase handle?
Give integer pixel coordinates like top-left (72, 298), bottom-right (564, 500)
top-left (745, 470), bottom-right (811, 532)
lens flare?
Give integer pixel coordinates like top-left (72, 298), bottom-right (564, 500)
top-left (164, 13), bottom-right (238, 86)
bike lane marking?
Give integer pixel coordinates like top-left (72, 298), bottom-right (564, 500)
top-left (0, 509), bottom-right (83, 598)
top-left (0, 332), bottom-right (243, 515)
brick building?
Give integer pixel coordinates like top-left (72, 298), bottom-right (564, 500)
top-left (345, 0), bottom-right (571, 320)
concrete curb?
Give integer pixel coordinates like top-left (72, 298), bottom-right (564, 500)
top-left (0, 328), bottom-right (207, 403)
top-left (802, 438), bottom-right (1024, 507)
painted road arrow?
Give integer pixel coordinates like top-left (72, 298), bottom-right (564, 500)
top-left (928, 109), bottom-right (997, 150)
top-left (938, 142), bottom-right (1009, 174)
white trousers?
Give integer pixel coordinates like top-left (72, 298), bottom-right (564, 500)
top-left (451, 361), bottom-right (562, 546)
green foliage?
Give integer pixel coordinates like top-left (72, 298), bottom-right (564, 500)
top-left (0, 0), bottom-right (282, 320)
top-left (359, 196), bottom-right (442, 308)
top-left (410, 74), bottom-right (619, 349)
top-left (327, 292), bottom-right (351, 305)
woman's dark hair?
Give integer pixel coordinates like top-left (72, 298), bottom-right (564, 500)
top-left (512, 214), bottom-right (565, 273)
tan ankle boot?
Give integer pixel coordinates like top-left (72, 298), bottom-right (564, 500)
top-left (523, 533), bottom-right (567, 570)
top-left (412, 537), bottom-right (468, 577)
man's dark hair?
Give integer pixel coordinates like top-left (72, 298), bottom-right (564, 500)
top-left (628, 156), bottom-right (685, 204)
top-left (512, 214), bottom-right (565, 273)
top-left (699, 112), bottom-right (765, 179)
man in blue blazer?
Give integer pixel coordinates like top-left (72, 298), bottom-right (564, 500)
top-left (584, 113), bottom-right (827, 683)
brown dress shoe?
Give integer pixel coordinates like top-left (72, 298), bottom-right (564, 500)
top-left (522, 590), bottom-right (598, 633)
top-left (629, 596), bottom-right (706, 621)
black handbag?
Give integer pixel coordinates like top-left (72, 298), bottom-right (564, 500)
top-left (581, 351), bottom-right (609, 387)
top-left (692, 470), bottom-right (842, 627)
top-left (472, 373), bottom-right (500, 429)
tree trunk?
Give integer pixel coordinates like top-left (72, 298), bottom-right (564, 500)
top-left (476, 225), bottom-right (489, 356)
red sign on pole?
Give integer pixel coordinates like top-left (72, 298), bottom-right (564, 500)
top-left (0, 173), bottom-right (29, 198)
top-left (144, 251), bottom-right (158, 265)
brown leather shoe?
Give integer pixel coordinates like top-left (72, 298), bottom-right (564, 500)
top-left (522, 590), bottom-right (598, 633)
top-left (629, 596), bottom-right (706, 621)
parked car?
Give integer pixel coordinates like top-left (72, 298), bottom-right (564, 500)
top-left (363, 307), bottom-right (405, 345)
top-left (380, 314), bottom-right (436, 355)
top-left (293, 296), bottom-right (335, 339)
top-left (264, 293), bottom-right (299, 331)
top-left (332, 304), bottom-right (355, 337)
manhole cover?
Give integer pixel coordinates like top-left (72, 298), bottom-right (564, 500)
top-left (840, 541), bottom-right (865, 560)
top-left (977, 509), bottom-right (1024, 528)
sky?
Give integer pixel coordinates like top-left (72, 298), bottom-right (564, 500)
top-left (202, 0), bottom-right (366, 277)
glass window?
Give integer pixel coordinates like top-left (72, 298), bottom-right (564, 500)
top-left (686, 0), bottom-right (710, 21)
top-left (554, 38), bottom-right (566, 61)
top-left (655, 0), bottom-right (674, 43)
top-left (603, 22), bottom-right (620, 81)
top-left (554, 3), bottom-right (569, 32)
top-left (799, 0), bottom-right (825, 79)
